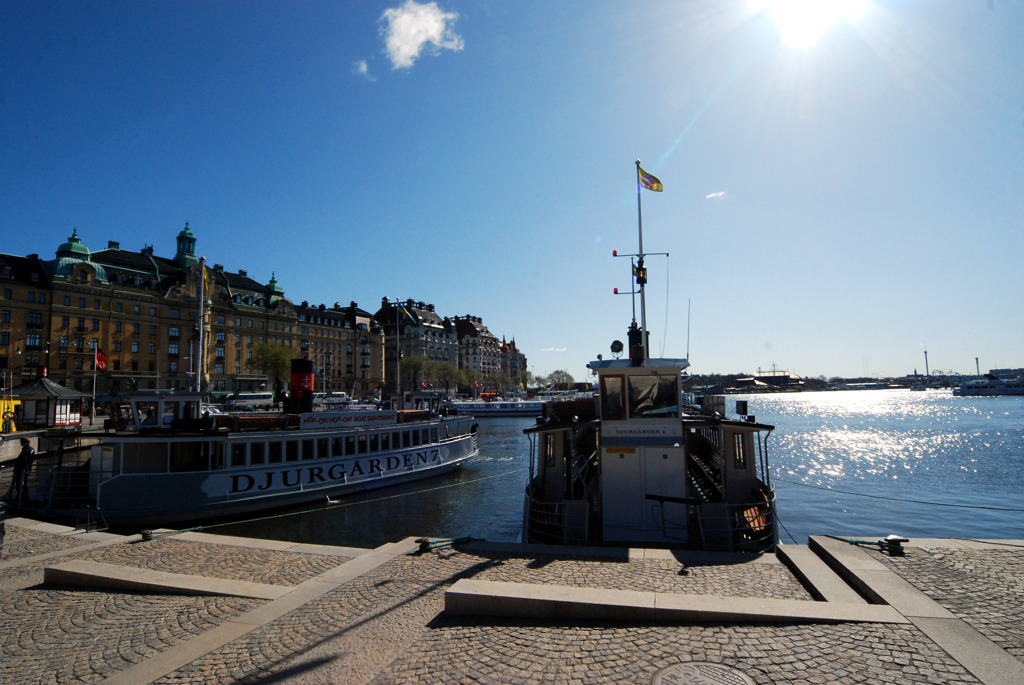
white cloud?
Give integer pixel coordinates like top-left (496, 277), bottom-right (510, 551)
top-left (380, 0), bottom-right (464, 70)
top-left (351, 59), bottom-right (376, 81)
top-left (705, 191), bottom-right (727, 200)
top-left (541, 347), bottom-right (568, 353)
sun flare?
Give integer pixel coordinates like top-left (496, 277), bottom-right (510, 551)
top-left (752, 0), bottom-right (867, 47)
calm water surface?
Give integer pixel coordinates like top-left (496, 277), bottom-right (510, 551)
top-left (217, 390), bottom-right (1024, 546)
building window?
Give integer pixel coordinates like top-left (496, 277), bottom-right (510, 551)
top-left (94, 300), bottom-right (100, 309)
top-left (133, 305), bottom-right (140, 314)
top-left (64, 296), bottom-right (71, 306)
top-left (3, 289), bottom-right (12, 300)
top-left (149, 343), bottom-right (156, 354)
top-left (133, 324), bottom-right (140, 334)
top-left (79, 298), bottom-right (86, 308)
top-left (131, 341), bottom-right (139, 353)
top-left (0, 332), bottom-right (7, 346)
top-left (92, 319), bottom-right (100, 331)
top-left (169, 361), bottom-right (178, 373)
top-left (215, 363), bottom-right (224, 374)
top-left (27, 292), bottom-right (35, 303)
top-left (169, 326), bottom-right (179, 338)
top-left (168, 343), bottom-right (179, 355)
top-left (116, 303), bottom-right (123, 313)
top-left (170, 309), bottom-right (180, 319)
top-left (114, 341), bottom-right (121, 352)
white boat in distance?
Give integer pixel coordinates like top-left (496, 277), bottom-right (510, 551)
top-left (449, 397), bottom-right (546, 417)
top-left (15, 383), bottom-right (478, 531)
top-left (953, 374), bottom-right (1024, 396)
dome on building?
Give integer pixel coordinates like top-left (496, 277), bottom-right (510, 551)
top-left (50, 229), bottom-right (107, 280)
top-left (56, 229), bottom-right (90, 259)
top-left (267, 272), bottom-right (284, 295)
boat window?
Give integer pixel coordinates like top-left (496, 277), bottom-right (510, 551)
top-left (368, 433), bottom-right (379, 452)
top-left (412, 429), bottom-right (422, 447)
top-left (138, 401), bottom-right (160, 427)
top-left (317, 438), bottom-right (329, 459)
top-left (733, 433), bottom-right (747, 469)
top-left (285, 440), bottom-right (300, 462)
top-left (380, 432), bottom-right (391, 451)
top-left (268, 442), bottom-right (283, 464)
top-left (543, 434), bottom-right (555, 466)
top-left (357, 434), bottom-right (368, 454)
top-left (429, 427), bottom-right (438, 443)
top-left (230, 443), bottom-right (247, 467)
top-left (250, 442), bottom-right (265, 465)
top-left (122, 442), bottom-right (168, 473)
top-left (211, 443), bottom-right (225, 470)
top-left (628, 374), bottom-right (678, 418)
top-left (600, 375), bottom-right (626, 420)
top-left (170, 442), bottom-right (208, 472)
top-left (302, 439), bottom-right (314, 460)
top-left (345, 435), bottom-right (356, 455)
top-left (163, 400), bottom-right (182, 424)
top-left (332, 437), bottom-right (344, 457)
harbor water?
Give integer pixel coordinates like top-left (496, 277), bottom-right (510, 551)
top-left (217, 389), bottom-right (1024, 547)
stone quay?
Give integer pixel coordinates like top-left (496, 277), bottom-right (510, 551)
top-left (0, 515), bottom-right (1021, 684)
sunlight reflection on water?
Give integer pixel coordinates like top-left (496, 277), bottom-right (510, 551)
top-left (745, 389), bottom-right (1024, 542)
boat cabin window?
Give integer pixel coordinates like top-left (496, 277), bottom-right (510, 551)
top-left (317, 438), bottom-right (329, 459)
top-left (122, 442), bottom-right (168, 473)
top-left (380, 433), bottom-right (391, 451)
top-left (357, 434), bottom-right (368, 454)
top-left (332, 436), bottom-right (344, 457)
top-left (170, 442), bottom-right (209, 472)
top-left (627, 374), bottom-right (678, 418)
top-left (231, 443), bottom-right (246, 467)
top-left (268, 442), bottom-right (283, 464)
top-left (345, 435), bottom-right (356, 454)
top-left (285, 440), bottom-right (300, 462)
top-left (600, 376), bottom-right (626, 420)
top-left (733, 433), bottom-right (747, 469)
top-left (250, 442), bottom-right (265, 465)
top-left (302, 439), bottom-right (314, 460)
top-left (368, 433), bottom-right (379, 452)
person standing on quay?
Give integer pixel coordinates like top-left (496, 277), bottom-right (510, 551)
top-left (5, 437), bottom-right (34, 501)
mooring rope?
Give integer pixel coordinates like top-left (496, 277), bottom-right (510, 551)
top-left (774, 476), bottom-right (1024, 512)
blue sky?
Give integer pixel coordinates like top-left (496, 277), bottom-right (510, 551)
top-left (2, 0), bottom-right (1022, 381)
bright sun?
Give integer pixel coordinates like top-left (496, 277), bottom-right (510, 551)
top-left (752, 0), bottom-right (867, 48)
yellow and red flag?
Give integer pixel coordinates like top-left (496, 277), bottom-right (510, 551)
top-left (638, 166), bottom-right (663, 192)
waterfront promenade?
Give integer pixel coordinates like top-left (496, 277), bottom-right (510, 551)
top-left (0, 516), bottom-right (1021, 684)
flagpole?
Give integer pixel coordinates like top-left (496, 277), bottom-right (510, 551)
top-left (91, 347), bottom-right (97, 424)
top-left (635, 159), bottom-right (649, 362)
top-left (197, 257), bottom-right (206, 394)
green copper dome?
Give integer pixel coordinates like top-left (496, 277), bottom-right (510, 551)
top-left (56, 228), bottom-right (90, 258)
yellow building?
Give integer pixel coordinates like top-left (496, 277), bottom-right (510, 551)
top-left (0, 226), bottom-right (385, 402)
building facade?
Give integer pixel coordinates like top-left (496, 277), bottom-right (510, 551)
top-left (2, 228), bottom-right (523, 403)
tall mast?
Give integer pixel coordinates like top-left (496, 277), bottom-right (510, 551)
top-left (635, 160), bottom-right (649, 362)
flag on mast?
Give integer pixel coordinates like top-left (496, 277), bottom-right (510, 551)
top-left (94, 347), bottom-right (107, 372)
top-left (638, 166), bottom-right (663, 192)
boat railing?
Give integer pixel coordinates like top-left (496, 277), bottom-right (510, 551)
top-left (646, 488), bottom-right (776, 553)
top-left (523, 491), bottom-right (590, 546)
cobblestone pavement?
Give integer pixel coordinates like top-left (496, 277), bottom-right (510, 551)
top-left (1, 519), bottom-right (1020, 685)
top-left (877, 543), bottom-right (1024, 661)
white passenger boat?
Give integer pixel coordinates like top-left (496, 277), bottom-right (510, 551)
top-left (952, 375), bottom-right (1024, 396)
top-left (16, 387), bottom-right (478, 530)
top-left (521, 161), bottom-right (777, 552)
top-left (449, 398), bottom-right (546, 417)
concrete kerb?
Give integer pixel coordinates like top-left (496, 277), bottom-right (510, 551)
top-left (809, 534), bottom-right (1024, 685)
top-left (444, 578), bottom-right (906, 625)
top-left (99, 536), bottom-right (421, 685)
